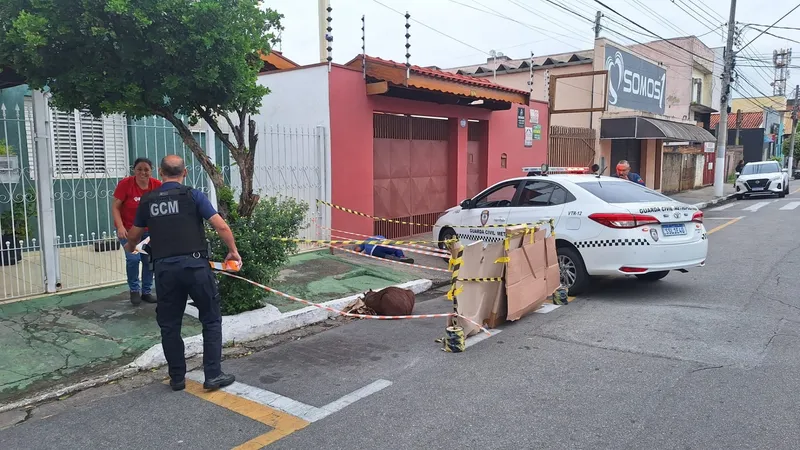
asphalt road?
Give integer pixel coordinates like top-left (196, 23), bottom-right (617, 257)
top-left (3, 190), bottom-right (800, 449)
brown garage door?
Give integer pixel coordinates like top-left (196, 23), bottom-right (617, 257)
top-left (373, 114), bottom-right (450, 238)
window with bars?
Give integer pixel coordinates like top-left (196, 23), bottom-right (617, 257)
top-left (24, 98), bottom-right (128, 179)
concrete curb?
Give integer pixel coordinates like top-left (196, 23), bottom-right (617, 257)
top-left (692, 193), bottom-right (738, 210)
top-left (0, 278), bottom-right (434, 413)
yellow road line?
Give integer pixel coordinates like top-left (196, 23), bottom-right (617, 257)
top-left (179, 380), bottom-right (309, 448)
top-left (707, 217), bottom-right (742, 235)
top-left (793, 186), bottom-right (800, 194)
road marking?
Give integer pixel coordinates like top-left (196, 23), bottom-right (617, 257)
top-left (707, 217), bottom-right (743, 235)
top-left (465, 329), bottom-right (501, 348)
top-left (704, 217), bottom-right (741, 220)
top-left (780, 201), bottom-right (800, 210)
top-left (709, 203), bottom-right (735, 211)
top-left (185, 372), bottom-right (392, 423)
top-left (741, 201), bottom-right (771, 212)
top-left (793, 186), bottom-right (800, 194)
top-left (181, 379), bottom-right (309, 449)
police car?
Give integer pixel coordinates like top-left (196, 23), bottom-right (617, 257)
top-left (433, 166), bottom-right (708, 295)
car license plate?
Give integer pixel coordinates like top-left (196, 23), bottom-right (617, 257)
top-left (662, 224), bottom-right (686, 236)
top-left (752, 187), bottom-right (764, 191)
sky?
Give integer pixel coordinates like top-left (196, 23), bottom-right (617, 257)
top-left (264, 0), bottom-right (800, 101)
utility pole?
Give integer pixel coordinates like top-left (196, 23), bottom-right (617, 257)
top-left (789, 84), bottom-right (799, 173)
top-left (590, 11), bottom-right (602, 129)
top-left (714, 0), bottom-right (737, 198)
top-left (594, 11), bottom-right (602, 39)
top-left (318, 0), bottom-right (330, 63)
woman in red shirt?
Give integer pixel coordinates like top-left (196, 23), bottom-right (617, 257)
top-left (112, 157), bottom-right (162, 305)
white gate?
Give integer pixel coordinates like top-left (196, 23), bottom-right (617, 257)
top-left (228, 124), bottom-right (330, 248)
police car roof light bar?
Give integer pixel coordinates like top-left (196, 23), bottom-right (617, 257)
top-left (522, 166), bottom-right (591, 176)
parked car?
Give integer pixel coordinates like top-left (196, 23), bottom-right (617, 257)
top-left (734, 161), bottom-right (790, 199)
top-left (433, 168), bottom-right (708, 295)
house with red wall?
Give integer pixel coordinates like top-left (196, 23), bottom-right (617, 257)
top-left (248, 53), bottom-right (549, 238)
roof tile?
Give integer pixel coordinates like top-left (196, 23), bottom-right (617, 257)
top-left (709, 112), bottom-right (764, 129)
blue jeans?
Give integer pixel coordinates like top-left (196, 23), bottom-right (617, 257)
top-left (119, 233), bottom-right (153, 294)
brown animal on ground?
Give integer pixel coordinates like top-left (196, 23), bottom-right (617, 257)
top-left (362, 286), bottom-right (416, 316)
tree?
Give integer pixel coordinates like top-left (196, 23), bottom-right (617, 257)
top-left (0, 0), bottom-right (284, 219)
top-left (783, 124), bottom-right (800, 167)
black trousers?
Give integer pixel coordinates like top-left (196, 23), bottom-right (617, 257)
top-left (154, 256), bottom-right (222, 381)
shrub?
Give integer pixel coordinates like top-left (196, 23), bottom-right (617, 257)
top-left (207, 192), bottom-right (308, 315)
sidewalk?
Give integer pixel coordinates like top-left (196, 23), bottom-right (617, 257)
top-left (0, 248), bottom-right (448, 404)
top-left (667, 183), bottom-right (736, 208)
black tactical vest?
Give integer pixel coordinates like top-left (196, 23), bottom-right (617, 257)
top-left (139, 185), bottom-right (208, 260)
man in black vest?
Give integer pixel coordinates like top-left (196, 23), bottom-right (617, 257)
top-left (124, 155), bottom-right (242, 392)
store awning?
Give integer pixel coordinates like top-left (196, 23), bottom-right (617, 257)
top-left (600, 116), bottom-right (716, 142)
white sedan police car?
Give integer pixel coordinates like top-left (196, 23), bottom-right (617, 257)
top-left (433, 169), bottom-right (708, 295)
top-left (734, 160), bottom-right (790, 199)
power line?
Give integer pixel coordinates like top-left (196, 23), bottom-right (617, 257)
top-left (593, 0), bottom-right (717, 64)
top-left (739, 3), bottom-right (800, 51)
top-left (625, 0), bottom-right (688, 37)
top-left (372, 0), bottom-right (489, 55)
top-left (738, 22), bottom-right (800, 31)
top-left (671, 0), bottom-right (724, 40)
top-left (745, 26), bottom-right (800, 45)
top-left (540, 0), bottom-right (595, 23)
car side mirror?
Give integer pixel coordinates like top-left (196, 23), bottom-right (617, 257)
top-left (782, 168), bottom-right (789, 173)
top-left (735, 172), bottom-right (740, 177)
top-left (460, 199), bottom-right (472, 209)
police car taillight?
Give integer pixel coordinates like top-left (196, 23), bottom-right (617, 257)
top-left (589, 213), bottom-right (660, 229)
top-left (691, 211), bottom-right (703, 223)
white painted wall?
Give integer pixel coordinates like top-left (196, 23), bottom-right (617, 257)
top-left (215, 64), bottom-right (333, 240)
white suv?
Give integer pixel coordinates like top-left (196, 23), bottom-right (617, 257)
top-left (735, 161), bottom-right (790, 199)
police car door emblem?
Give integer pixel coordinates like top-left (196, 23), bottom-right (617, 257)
top-left (650, 228), bottom-right (659, 242)
top-left (480, 210), bottom-right (489, 226)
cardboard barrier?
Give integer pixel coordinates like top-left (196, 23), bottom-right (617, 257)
top-left (448, 225), bottom-right (561, 336)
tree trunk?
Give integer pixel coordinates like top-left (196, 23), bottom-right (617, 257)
top-left (158, 111), bottom-right (230, 219)
top-left (237, 117), bottom-right (260, 217)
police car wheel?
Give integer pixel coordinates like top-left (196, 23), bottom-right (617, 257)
top-left (634, 270), bottom-right (669, 281)
top-left (439, 227), bottom-right (456, 263)
top-left (557, 246), bottom-right (589, 296)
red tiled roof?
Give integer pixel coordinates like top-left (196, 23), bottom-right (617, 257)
top-left (353, 55), bottom-right (528, 95)
top-left (709, 111), bottom-right (764, 129)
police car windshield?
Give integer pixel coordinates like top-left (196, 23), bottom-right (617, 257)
top-left (575, 180), bottom-right (671, 203)
top-left (741, 162), bottom-right (781, 175)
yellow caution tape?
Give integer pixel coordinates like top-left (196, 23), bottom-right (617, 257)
top-left (494, 256), bottom-right (510, 264)
top-left (457, 277), bottom-right (503, 282)
top-left (446, 286), bottom-right (464, 300)
top-left (316, 199), bottom-right (551, 229)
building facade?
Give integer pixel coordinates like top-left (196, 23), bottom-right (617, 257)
top-left (448, 36), bottom-right (719, 191)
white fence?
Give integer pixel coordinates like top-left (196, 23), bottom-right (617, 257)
top-left (227, 124), bottom-right (330, 246)
top-left (0, 89), bottom-right (329, 302)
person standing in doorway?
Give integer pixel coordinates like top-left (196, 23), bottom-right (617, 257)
top-left (615, 160), bottom-right (646, 186)
top-left (124, 155), bottom-right (241, 392)
top-left (112, 157), bottom-right (162, 305)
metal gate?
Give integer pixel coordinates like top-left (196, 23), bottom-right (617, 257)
top-left (548, 126), bottom-right (596, 167)
top-left (373, 113), bottom-right (450, 238)
top-left (0, 88), bottom-right (328, 301)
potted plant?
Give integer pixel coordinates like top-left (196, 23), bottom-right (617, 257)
top-left (0, 191), bottom-right (37, 266)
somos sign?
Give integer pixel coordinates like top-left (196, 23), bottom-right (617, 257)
top-left (604, 44), bottom-right (667, 115)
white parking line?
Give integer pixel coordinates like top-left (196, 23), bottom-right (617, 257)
top-left (709, 203), bottom-right (735, 211)
top-left (780, 201), bottom-right (800, 210)
top-left (185, 372), bottom-right (392, 422)
top-left (742, 201), bottom-right (772, 212)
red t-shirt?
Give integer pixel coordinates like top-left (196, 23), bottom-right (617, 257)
top-left (114, 176), bottom-right (163, 230)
